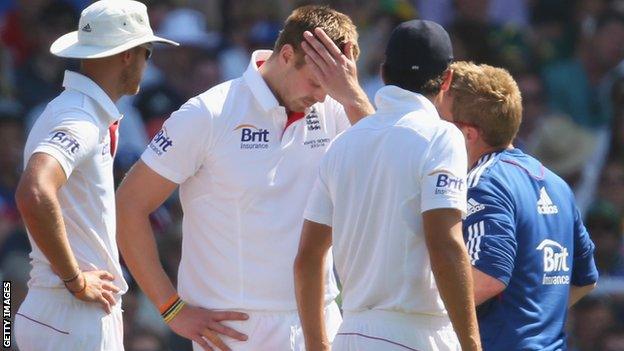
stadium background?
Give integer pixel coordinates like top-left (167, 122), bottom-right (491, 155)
top-left (0, 0), bottom-right (623, 350)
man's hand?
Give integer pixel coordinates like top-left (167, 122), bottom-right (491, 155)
top-left (168, 305), bottom-right (249, 351)
top-left (301, 27), bottom-right (374, 122)
top-left (65, 270), bottom-right (120, 314)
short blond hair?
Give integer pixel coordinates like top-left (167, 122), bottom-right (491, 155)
top-left (273, 5), bottom-right (359, 67)
top-left (450, 61), bottom-right (522, 147)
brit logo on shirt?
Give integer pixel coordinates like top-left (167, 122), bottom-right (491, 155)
top-left (433, 172), bottom-right (464, 195)
top-left (149, 128), bottom-right (173, 156)
top-left (234, 124), bottom-right (270, 149)
top-left (536, 239), bottom-right (570, 285)
top-left (47, 129), bottom-right (80, 155)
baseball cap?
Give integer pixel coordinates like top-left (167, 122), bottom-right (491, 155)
top-left (50, 0), bottom-right (179, 59)
top-left (384, 20), bottom-right (453, 85)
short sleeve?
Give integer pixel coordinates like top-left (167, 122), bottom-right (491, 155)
top-left (30, 116), bottom-right (100, 179)
top-left (141, 98), bottom-right (211, 184)
top-left (463, 184), bottom-right (517, 286)
top-left (303, 157), bottom-right (333, 226)
top-left (571, 207), bottom-right (599, 286)
top-left (420, 126), bottom-right (468, 213)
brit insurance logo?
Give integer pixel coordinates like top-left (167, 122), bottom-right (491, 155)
top-left (234, 124), bottom-right (270, 150)
top-left (149, 128), bottom-right (173, 156)
top-left (536, 239), bottom-right (570, 285)
top-left (433, 172), bottom-right (465, 195)
top-left (46, 129), bottom-right (80, 155)
top-left (537, 187), bottom-right (558, 214)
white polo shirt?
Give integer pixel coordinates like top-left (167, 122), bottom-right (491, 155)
top-left (141, 50), bottom-right (347, 310)
top-left (23, 70), bottom-right (128, 295)
top-left (304, 85), bottom-right (467, 316)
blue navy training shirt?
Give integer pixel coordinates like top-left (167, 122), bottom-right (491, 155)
top-left (463, 148), bottom-right (599, 351)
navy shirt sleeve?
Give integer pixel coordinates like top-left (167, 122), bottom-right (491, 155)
top-left (464, 182), bottom-right (517, 286)
top-left (571, 206), bottom-right (599, 286)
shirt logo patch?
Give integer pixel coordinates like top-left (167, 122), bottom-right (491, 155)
top-left (149, 128), bottom-right (173, 156)
top-left (433, 173), bottom-right (464, 195)
top-left (47, 130), bottom-right (80, 154)
top-left (537, 187), bottom-right (558, 215)
top-left (467, 198), bottom-right (485, 216)
top-left (234, 124), bottom-right (270, 149)
top-left (305, 108), bottom-right (321, 131)
top-left (536, 239), bottom-right (570, 285)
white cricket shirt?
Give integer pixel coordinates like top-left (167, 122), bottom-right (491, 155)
top-left (304, 85), bottom-right (468, 315)
top-left (141, 50), bottom-right (348, 310)
top-left (23, 70), bottom-right (128, 295)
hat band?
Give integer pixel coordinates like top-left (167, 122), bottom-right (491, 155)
top-left (77, 29), bottom-right (153, 47)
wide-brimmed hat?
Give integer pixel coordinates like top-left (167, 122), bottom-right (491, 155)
top-left (156, 9), bottom-right (220, 50)
top-left (526, 115), bottom-right (598, 178)
top-left (50, 0), bottom-right (178, 59)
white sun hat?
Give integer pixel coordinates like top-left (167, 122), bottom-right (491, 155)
top-left (50, 0), bottom-right (179, 59)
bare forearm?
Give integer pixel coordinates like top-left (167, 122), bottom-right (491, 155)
top-left (429, 239), bottom-right (481, 351)
top-left (117, 205), bottom-right (176, 307)
top-left (16, 188), bottom-right (79, 279)
top-left (294, 255), bottom-right (329, 350)
top-left (343, 90), bottom-right (374, 124)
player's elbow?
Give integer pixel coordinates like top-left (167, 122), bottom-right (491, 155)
top-left (15, 176), bottom-right (52, 218)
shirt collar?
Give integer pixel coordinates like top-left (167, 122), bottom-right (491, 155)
top-left (242, 50), bottom-right (282, 113)
top-left (374, 85), bottom-right (439, 119)
top-left (62, 70), bottom-right (122, 125)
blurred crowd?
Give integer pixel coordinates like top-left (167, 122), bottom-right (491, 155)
top-left (1, 0), bottom-right (624, 350)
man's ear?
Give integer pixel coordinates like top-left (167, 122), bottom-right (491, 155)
top-left (120, 49), bottom-right (134, 66)
top-left (465, 125), bottom-right (480, 143)
top-left (279, 44), bottom-right (296, 65)
top-left (440, 69), bottom-right (453, 92)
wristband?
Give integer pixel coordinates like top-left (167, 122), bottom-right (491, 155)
top-left (61, 271), bottom-right (81, 283)
top-left (65, 272), bottom-right (86, 296)
top-left (160, 294), bottom-right (186, 323)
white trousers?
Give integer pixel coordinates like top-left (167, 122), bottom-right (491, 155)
top-left (332, 310), bottom-right (460, 351)
top-left (193, 301), bottom-right (342, 351)
top-left (15, 287), bottom-right (124, 351)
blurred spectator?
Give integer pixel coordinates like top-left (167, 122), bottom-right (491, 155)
top-left (569, 297), bottom-right (618, 351)
top-left (515, 72), bottom-right (552, 148)
top-left (542, 14), bottom-right (624, 129)
top-left (14, 1), bottom-right (78, 109)
top-left (0, 0), bottom-right (52, 65)
top-left (526, 114), bottom-right (598, 184)
top-left (0, 99), bottom-right (24, 240)
top-left (529, 0), bottom-right (578, 67)
top-left (152, 8), bottom-right (222, 101)
top-left (609, 65), bottom-right (624, 159)
top-left (585, 200), bottom-right (624, 277)
top-left (600, 325), bottom-right (624, 351)
top-left (596, 160), bottom-right (624, 214)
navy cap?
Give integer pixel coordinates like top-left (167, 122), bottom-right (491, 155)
top-left (385, 20), bottom-right (453, 85)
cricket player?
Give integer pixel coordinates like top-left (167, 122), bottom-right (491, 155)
top-left (115, 5), bottom-right (374, 351)
top-left (295, 20), bottom-right (481, 351)
top-left (13, 1), bottom-right (177, 350)
top-left (447, 61), bottom-right (599, 350)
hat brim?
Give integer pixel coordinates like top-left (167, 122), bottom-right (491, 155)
top-left (50, 31), bottom-right (179, 59)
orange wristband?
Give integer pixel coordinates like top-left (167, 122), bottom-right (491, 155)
top-left (159, 293), bottom-right (180, 314)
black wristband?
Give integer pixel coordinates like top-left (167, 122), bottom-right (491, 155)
top-left (62, 271), bottom-right (81, 283)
